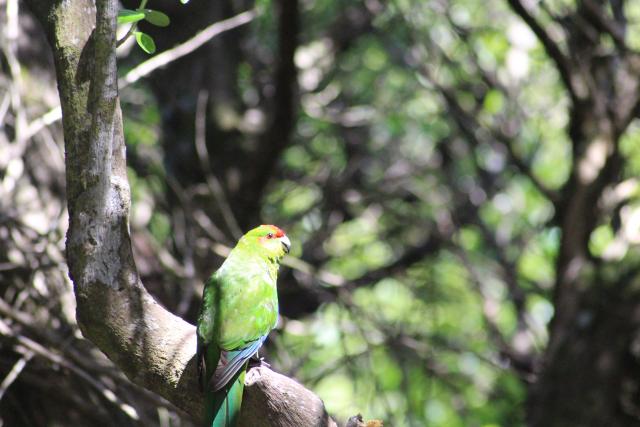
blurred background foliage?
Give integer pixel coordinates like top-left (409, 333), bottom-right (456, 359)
top-left (3, 0), bottom-right (640, 425)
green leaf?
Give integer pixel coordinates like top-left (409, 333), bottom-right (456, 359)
top-left (134, 31), bottom-right (156, 54)
top-left (141, 9), bottom-right (170, 27)
top-left (118, 9), bottom-right (146, 24)
top-left (483, 89), bottom-right (504, 114)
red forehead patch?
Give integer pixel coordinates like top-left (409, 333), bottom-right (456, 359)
top-left (261, 224), bottom-right (286, 237)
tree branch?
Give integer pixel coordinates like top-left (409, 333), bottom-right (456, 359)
top-left (25, 0), bottom-right (335, 425)
top-left (120, 10), bottom-right (256, 89)
top-left (242, 0), bottom-right (300, 221)
top-left (580, 0), bottom-right (627, 51)
top-left (505, 0), bottom-right (577, 101)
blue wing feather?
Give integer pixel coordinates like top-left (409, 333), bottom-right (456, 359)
top-left (209, 335), bottom-right (267, 392)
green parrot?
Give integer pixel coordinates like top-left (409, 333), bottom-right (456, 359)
top-left (196, 224), bottom-right (291, 427)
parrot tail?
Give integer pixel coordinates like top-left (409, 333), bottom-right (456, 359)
top-left (205, 367), bottom-right (246, 427)
top-left (201, 338), bottom-right (266, 427)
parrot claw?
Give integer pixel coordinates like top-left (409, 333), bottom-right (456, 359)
top-left (248, 356), bottom-right (271, 369)
top-left (259, 357), bottom-right (271, 368)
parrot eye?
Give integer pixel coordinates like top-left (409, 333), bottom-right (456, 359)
top-left (266, 233), bottom-right (274, 239)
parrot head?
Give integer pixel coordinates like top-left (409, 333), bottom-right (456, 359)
top-left (241, 224), bottom-right (291, 260)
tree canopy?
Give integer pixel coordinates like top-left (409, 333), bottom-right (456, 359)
top-left (2, 0), bottom-right (640, 426)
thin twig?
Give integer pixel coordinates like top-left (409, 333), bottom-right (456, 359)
top-left (120, 9), bottom-right (256, 88)
top-left (0, 319), bottom-right (141, 421)
top-left (2, 0), bottom-right (27, 150)
top-left (0, 350), bottom-right (34, 400)
top-left (194, 90), bottom-right (243, 239)
top-left (25, 9), bottom-right (258, 139)
top-left (116, 0), bottom-right (149, 48)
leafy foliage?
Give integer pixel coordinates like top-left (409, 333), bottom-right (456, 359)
top-left (4, 0), bottom-right (640, 425)
top-left (117, 4), bottom-right (172, 54)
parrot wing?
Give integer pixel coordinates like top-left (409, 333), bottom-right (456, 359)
top-left (209, 335), bottom-right (267, 392)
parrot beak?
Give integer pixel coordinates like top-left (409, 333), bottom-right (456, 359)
top-left (280, 235), bottom-right (291, 254)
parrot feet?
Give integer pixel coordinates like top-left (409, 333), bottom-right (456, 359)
top-left (248, 356), bottom-right (271, 369)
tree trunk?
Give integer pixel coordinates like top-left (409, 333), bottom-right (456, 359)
top-left (507, 1), bottom-right (640, 424)
top-left (24, 0), bottom-right (335, 425)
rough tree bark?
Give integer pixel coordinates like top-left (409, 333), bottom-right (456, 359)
top-left (24, 0), bottom-right (336, 425)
